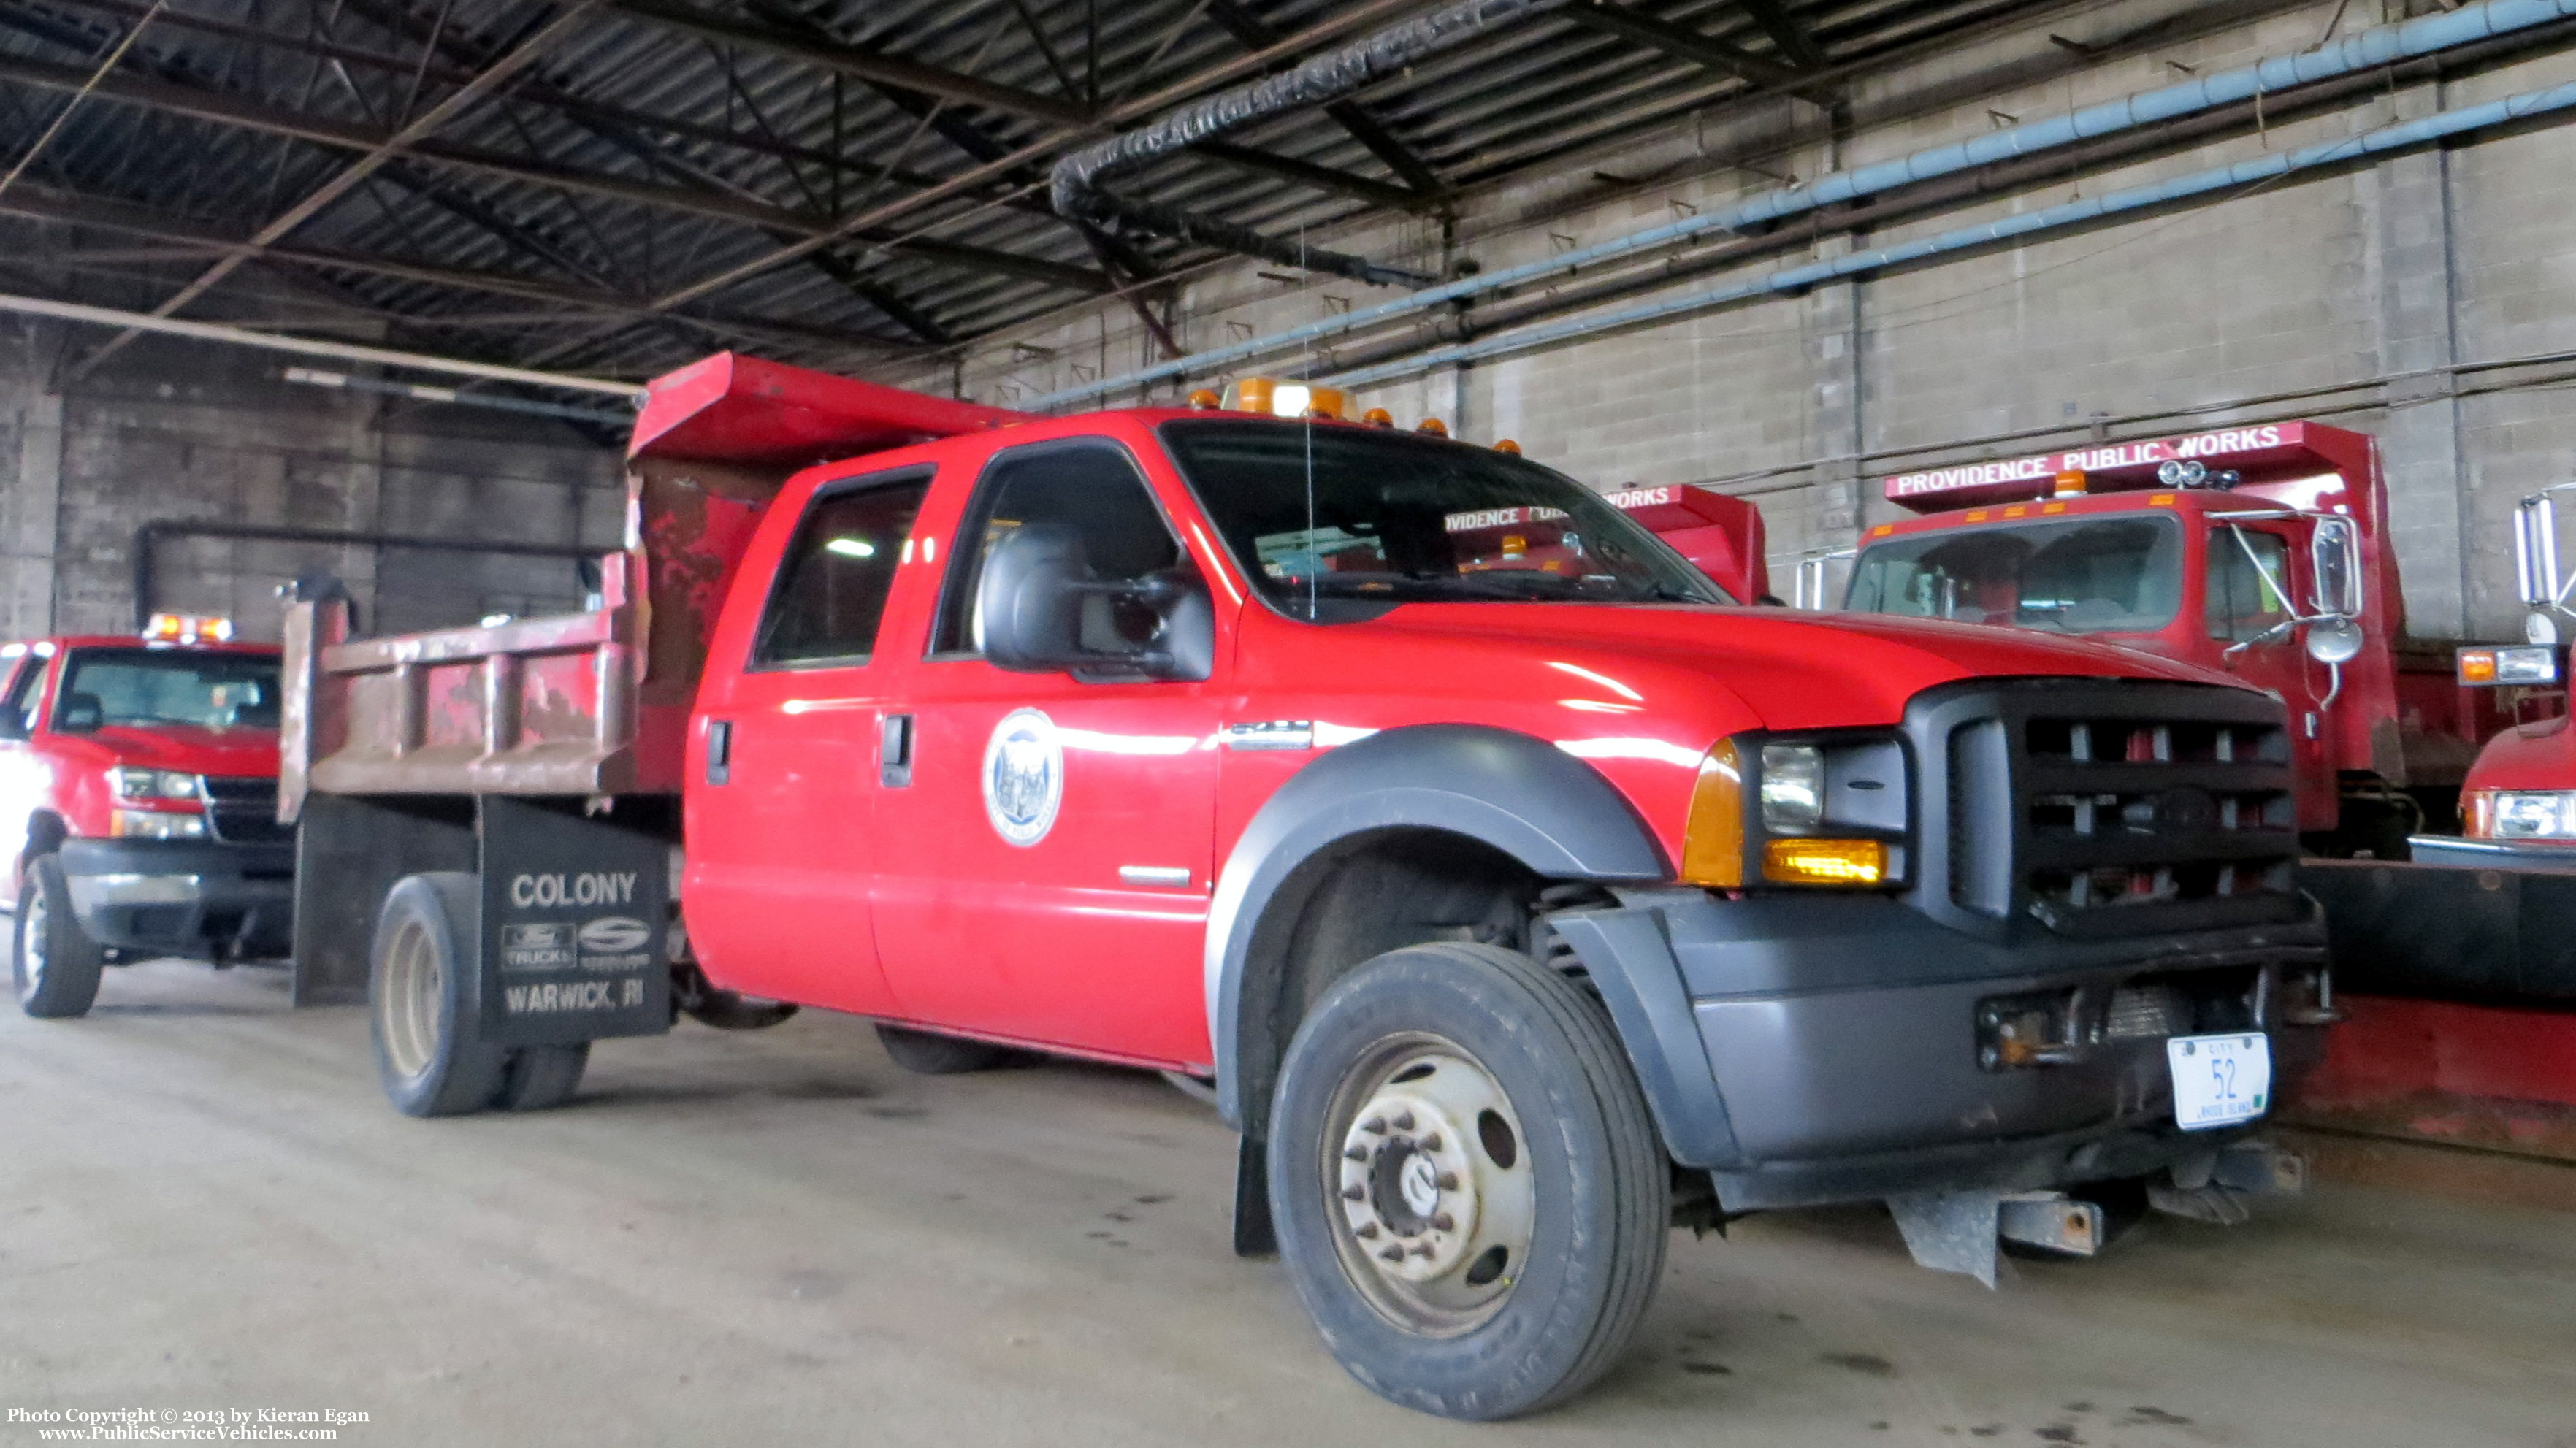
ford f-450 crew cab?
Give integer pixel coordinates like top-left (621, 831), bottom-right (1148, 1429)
top-left (8, 619), bottom-right (293, 1017)
top-left (281, 354), bottom-right (2332, 1420)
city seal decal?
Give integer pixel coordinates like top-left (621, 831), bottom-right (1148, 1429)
top-left (982, 708), bottom-right (1064, 847)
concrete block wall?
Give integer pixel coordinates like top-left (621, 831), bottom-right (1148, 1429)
top-left (0, 321), bottom-right (622, 643)
top-left (905, 0), bottom-right (2576, 642)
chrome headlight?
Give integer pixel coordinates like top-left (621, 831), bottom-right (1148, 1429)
top-left (108, 766), bottom-right (200, 801)
top-left (1758, 743), bottom-right (1824, 833)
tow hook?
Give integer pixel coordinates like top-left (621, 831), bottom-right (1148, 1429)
top-left (1888, 1190), bottom-right (2105, 1289)
top-left (1889, 1140), bottom-right (2305, 1287)
top-left (2148, 1139), bottom-right (2306, 1225)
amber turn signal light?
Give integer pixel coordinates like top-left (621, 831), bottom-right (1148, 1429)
top-left (1760, 838), bottom-right (1888, 886)
top-left (1677, 740), bottom-right (1745, 888)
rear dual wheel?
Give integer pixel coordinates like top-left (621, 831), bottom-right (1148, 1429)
top-left (370, 873), bottom-right (587, 1117)
top-left (1269, 943), bottom-right (1670, 1421)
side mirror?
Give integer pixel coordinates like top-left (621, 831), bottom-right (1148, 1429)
top-left (976, 521), bottom-right (1215, 682)
top-left (2305, 616), bottom-right (2364, 665)
top-left (2309, 517), bottom-right (2362, 618)
top-left (978, 521), bottom-right (1087, 671)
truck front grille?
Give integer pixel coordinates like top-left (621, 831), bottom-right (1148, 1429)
top-left (1932, 681), bottom-right (2301, 939)
top-left (197, 775), bottom-right (292, 845)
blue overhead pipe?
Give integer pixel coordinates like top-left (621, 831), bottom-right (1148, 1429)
top-left (1028, 0), bottom-right (2576, 410)
top-left (1321, 77), bottom-right (2576, 387)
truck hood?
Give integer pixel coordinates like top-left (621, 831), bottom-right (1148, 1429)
top-left (72, 723), bottom-right (281, 778)
top-left (1359, 603), bottom-right (2245, 731)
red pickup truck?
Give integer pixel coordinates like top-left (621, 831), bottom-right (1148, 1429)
top-left (6, 620), bottom-right (293, 1017)
top-left (282, 355), bottom-right (2332, 1420)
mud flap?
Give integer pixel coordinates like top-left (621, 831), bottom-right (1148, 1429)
top-left (476, 797), bottom-right (671, 1046)
top-left (1233, 1134), bottom-right (1277, 1257)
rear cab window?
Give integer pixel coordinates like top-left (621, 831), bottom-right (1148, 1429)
top-left (751, 469), bottom-right (934, 668)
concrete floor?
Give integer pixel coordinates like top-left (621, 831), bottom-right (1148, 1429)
top-left (2, 962), bottom-right (2572, 1448)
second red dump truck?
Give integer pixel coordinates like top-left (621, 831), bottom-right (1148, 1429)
top-left (281, 355), bottom-right (2332, 1420)
top-left (1834, 423), bottom-right (2510, 857)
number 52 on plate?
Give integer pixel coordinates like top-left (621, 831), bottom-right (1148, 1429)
top-left (2167, 1033), bottom-right (2271, 1130)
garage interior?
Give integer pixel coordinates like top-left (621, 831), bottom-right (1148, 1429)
top-left (1, 0), bottom-right (2573, 1441)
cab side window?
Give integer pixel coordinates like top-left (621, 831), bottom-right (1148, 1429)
top-left (2206, 529), bottom-right (2293, 643)
top-left (752, 472), bottom-right (931, 667)
top-left (932, 442), bottom-right (1185, 657)
top-left (0, 656), bottom-right (41, 740)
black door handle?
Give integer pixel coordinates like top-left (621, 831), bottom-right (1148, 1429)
top-left (879, 713), bottom-right (914, 788)
top-left (705, 719), bottom-right (732, 785)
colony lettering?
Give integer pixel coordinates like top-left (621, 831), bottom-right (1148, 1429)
top-left (1884, 425), bottom-right (2298, 501)
top-left (508, 870), bottom-right (638, 908)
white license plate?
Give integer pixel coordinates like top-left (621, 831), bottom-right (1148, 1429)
top-left (2166, 1033), bottom-right (2272, 1130)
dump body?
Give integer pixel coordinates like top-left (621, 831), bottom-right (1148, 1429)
top-left (1847, 423), bottom-right (2510, 846)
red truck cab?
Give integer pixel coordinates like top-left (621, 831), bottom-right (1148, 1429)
top-left (283, 355), bottom-right (2334, 1420)
top-left (1838, 424), bottom-right (2506, 854)
top-left (5, 619), bottom-right (293, 1017)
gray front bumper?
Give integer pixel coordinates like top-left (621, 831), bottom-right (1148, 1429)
top-left (2405, 834), bottom-right (2576, 873)
top-left (1551, 889), bottom-right (2329, 1212)
top-left (58, 838), bottom-right (295, 959)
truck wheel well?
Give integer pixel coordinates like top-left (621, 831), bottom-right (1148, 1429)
top-left (1236, 827), bottom-right (1567, 1138)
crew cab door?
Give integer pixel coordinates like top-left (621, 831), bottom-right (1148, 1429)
top-left (867, 434), bottom-right (1228, 1068)
top-left (682, 465), bottom-right (933, 1015)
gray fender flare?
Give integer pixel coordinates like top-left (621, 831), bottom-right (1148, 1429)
top-left (1204, 724), bottom-right (1669, 1133)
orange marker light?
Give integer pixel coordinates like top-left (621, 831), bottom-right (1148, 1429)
top-left (1762, 838), bottom-right (1888, 886)
top-left (1416, 417), bottom-right (1448, 437)
top-left (2053, 469), bottom-right (2089, 497)
top-left (2458, 649), bottom-right (2499, 685)
top-left (1186, 388), bottom-right (1220, 410)
top-left (1494, 438), bottom-right (1522, 455)
top-left (1361, 407), bottom-right (1394, 429)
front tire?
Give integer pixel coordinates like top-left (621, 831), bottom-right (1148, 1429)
top-left (1269, 942), bottom-right (1670, 1420)
top-left (15, 854), bottom-right (104, 1019)
top-left (370, 873), bottom-right (508, 1117)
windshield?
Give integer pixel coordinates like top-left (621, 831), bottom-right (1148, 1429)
top-left (1843, 514), bottom-right (2184, 635)
top-left (1160, 419), bottom-right (1729, 619)
top-left (55, 648), bottom-right (282, 732)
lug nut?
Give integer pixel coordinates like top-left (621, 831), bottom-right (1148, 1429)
top-left (1342, 1185), bottom-right (1365, 1201)
top-left (1436, 1172), bottom-right (1459, 1190)
top-left (1344, 1145), bottom-right (1367, 1162)
top-left (1379, 1245), bottom-right (1406, 1263)
top-left (1393, 1112), bottom-right (1416, 1131)
top-left (1361, 1116), bottom-right (1387, 1135)
top-left (1412, 1242), bottom-right (1435, 1257)
top-left (1431, 1212), bottom-right (1455, 1232)
top-left (1419, 1133), bottom-right (1442, 1152)
top-left (1356, 1223), bottom-right (1380, 1239)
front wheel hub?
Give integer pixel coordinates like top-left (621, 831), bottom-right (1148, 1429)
top-left (1330, 1042), bottom-right (1534, 1325)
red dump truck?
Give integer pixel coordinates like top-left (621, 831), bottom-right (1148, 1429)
top-left (1834, 423), bottom-right (2510, 856)
top-left (2290, 486), bottom-right (2576, 1168)
top-left (280, 354), bottom-right (2331, 1419)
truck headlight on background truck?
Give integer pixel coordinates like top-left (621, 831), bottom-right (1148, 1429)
top-left (112, 809), bottom-right (207, 840)
top-left (108, 767), bottom-right (201, 801)
top-left (2486, 790), bottom-right (2576, 840)
top-left (1680, 734), bottom-right (1908, 889)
